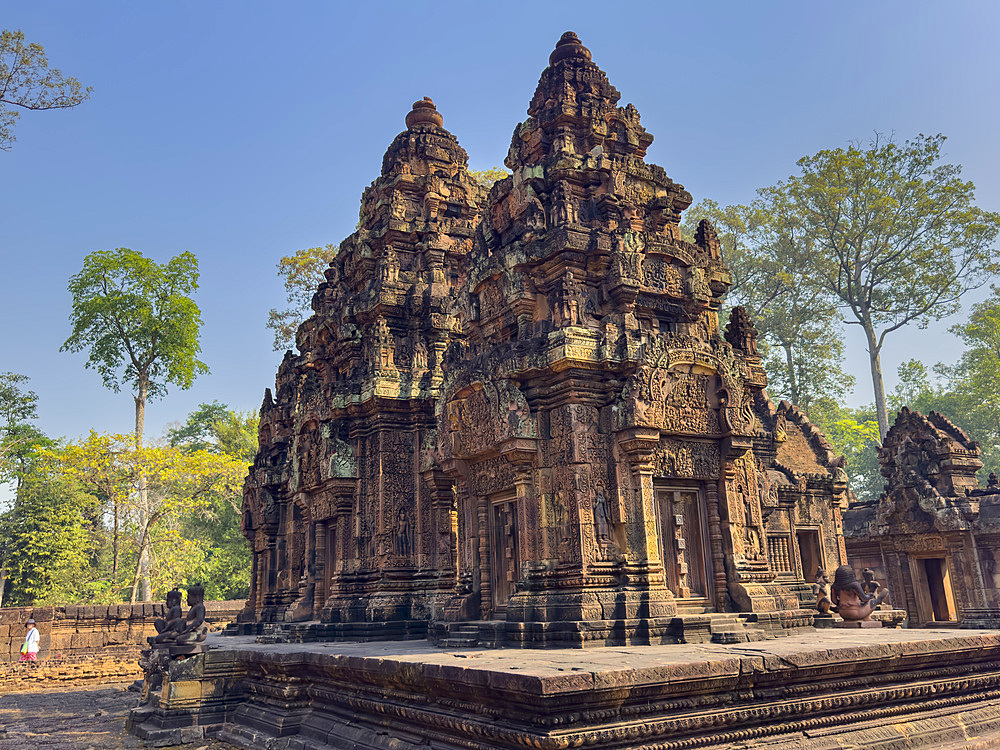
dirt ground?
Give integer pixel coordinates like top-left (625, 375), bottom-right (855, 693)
top-left (0, 683), bottom-right (227, 749)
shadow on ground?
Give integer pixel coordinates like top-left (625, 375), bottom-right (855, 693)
top-left (0, 683), bottom-right (226, 750)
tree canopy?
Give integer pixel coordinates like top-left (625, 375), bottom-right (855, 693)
top-left (767, 134), bottom-right (1000, 438)
top-left (684, 199), bottom-right (853, 415)
top-left (62, 248), bottom-right (209, 601)
top-left (62, 249), bottom-right (208, 407)
top-left (0, 29), bottom-right (91, 150)
top-left (267, 244), bottom-right (337, 351)
top-left (0, 371), bottom-right (42, 486)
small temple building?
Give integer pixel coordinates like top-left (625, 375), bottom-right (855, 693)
top-left (239, 32), bottom-right (853, 647)
top-left (845, 407), bottom-right (1000, 628)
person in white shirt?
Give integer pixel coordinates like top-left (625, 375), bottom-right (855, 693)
top-left (20, 618), bottom-right (40, 662)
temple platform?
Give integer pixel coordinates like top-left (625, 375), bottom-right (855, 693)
top-left (129, 627), bottom-right (1000, 749)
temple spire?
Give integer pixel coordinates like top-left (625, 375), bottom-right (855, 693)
top-left (405, 96), bottom-right (444, 129)
top-left (548, 31), bottom-right (592, 65)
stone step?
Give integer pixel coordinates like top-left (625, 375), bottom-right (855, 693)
top-left (711, 628), bottom-right (766, 644)
top-left (438, 638), bottom-right (479, 648)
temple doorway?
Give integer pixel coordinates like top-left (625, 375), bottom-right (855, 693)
top-left (655, 487), bottom-right (711, 606)
top-left (489, 493), bottom-right (519, 616)
top-left (796, 528), bottom-right (824, 582)
top-left (910, 555), bottom-right (957, 624)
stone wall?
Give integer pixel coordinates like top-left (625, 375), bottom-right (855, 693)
top-left (0, 600), bottom-right (244, 692)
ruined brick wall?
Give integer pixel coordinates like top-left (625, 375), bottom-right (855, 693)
top-left (0, 600), bottom-right (244, 692)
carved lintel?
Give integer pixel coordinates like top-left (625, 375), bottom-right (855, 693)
top-left (422, 468), bottom-right (457, 509)
top-left (617, 427), bottom-right (661, 462)
top-left (722, 434), bottom-right (753, 460)
top-left (500, 437), bottom-right (538, 467)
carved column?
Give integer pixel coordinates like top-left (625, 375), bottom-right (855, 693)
top-left (617, 427), bottom-right (664, 583)
top-left (704, 479), bottom-right (728, 611)
top-left (248, 543), bottom-right (260, 616)
top-left (422, 468), bottom-right (459, 583)
top-left (313, 519), bottom-right (328, 618)
top-left (502, 437), bottom-right (540, 569)
top-left (477, 493), bottom-right (491, 618)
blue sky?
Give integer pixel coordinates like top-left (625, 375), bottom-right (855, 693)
top-left (3, 0), bottom-right (1000, 446)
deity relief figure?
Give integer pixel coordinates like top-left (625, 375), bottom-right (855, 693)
top-left (594, 486), bottom-right (617, 558)
top-left (554, 494), bottom-right (573, 561)
top-left (593, 487), bottom-right (613, 545)
top-left (394, 507), bottom-right (413, 558)
top-left (552, 181), bottom-right (576, 225)
top-left (413, 339), bottom-right (428, 370)
top-left (742, 490), bottom-right (761, 561)
top-left (554, 271), bottom-right (582, 326)
top-left (376, 319), bottom-right (394, 369)
top-left (380, 248), bottom-right (399, 283)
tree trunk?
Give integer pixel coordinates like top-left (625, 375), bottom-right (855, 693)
top-left (133, 379), bottom-right (151, 603)
top-left (112, 500), bottom-right (119, 582)
top-left (0, 567), bottom-right (6, 608)
top-left (782, 342), bottom-right (800, 406)
top-left (864, 324), bottom-right (890, 440)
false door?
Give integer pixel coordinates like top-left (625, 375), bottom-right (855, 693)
top-left (490, 496), bottom-right (520, 616)
top-left (656, 487), bottom-right (711, 604)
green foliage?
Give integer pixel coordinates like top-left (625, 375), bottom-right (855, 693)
top-left (469, 167), bottom-right (509, 188)
top-left (49, 432), bottom-right (247, 602)
top-left (168, 401), bottom-right (258, 465)
top-left (684, 199), bottom-right (853, 414)
top-left (0, 393), bottom-right (257, 606)
top-left (950, 288), bottom-right (1000, 437)
top-left (169, 402), bottom-right (256, 597)
top-left (0, 470), bottom-right (98, 605)
top-left (885, 290), bottom-right (1000, 484)
top-left (767, 133), bottom-right (1000, 437)
top-left (267, 244), bottom-right (338, 351)
top-left (810, 399), bottom-right (883, 503)
top-left (61, 249), bottom-right (209, 402)
top-left (0, 29), bottom-right (91, 151)
top-left (0, 372), bottom-right (50, 487)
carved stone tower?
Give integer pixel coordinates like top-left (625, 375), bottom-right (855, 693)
top-left (240, 34), bottom-right (850, 646)
top-left (241, 97), bottom-right (485, 637)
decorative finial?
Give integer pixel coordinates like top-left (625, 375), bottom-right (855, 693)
top-left (549, 31), bottom-right (592, 66)
top-left (405, 96), bottom-right (444, 129)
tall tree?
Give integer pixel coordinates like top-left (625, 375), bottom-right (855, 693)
top-left (0, 469), bottom-right (97, 605)
top-left (62, 248), bottom-right (208, 600)
top-left (0, 29), bottom-right (91, 150)
top-left (168, 402), bottom-right (256, 598)
top-left (267, 244), bottom-right (338, 351)
top-left (0, 372), bottom-right (43, 487)
top-left (684, 199), bottom-right (853, 414)
top-left (949, 287), bottom-right (1000, 438)
top-left (768, 134), bottom-right (1000, 438)
top-left (52, 433), bottom-right (245, 603)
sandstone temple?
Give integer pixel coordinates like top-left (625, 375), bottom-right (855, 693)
top-left (238, 31), bottom-right (852, 647)
top-left (846, 406), bottom-right (1000, 629)
top-left (129, 33), bottom-right (1000, 750)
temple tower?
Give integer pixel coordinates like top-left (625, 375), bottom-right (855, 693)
top-left (241, 98), bottom-right (485, 637)
top-left (241, 34), bottom-right (851, 646)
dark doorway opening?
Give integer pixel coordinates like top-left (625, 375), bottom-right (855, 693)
top-left (796, 529), bottom-right (823, 582)
top-left (922, 557), bottom-right (953, 622)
